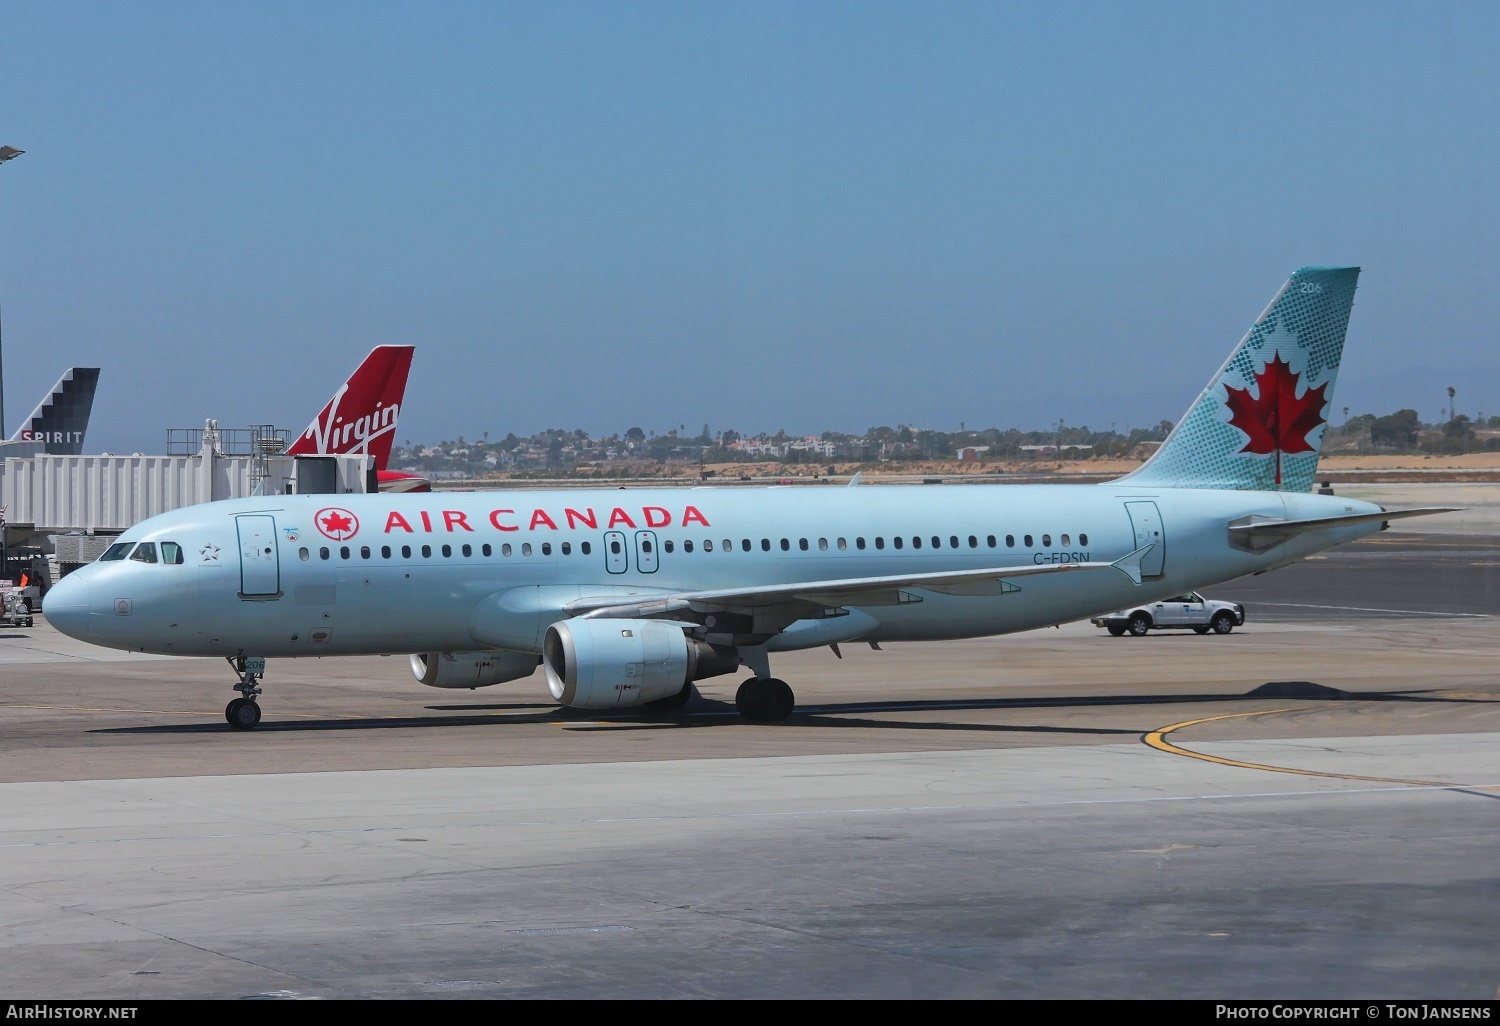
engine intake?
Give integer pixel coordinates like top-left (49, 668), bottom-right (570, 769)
top-left (544, 618), bottom-right (738, 709)
top-left (410, 650), bottom-right (540, 689)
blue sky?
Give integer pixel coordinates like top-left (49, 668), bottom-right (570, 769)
top-left (2, 1), bottom-right (1496, 454)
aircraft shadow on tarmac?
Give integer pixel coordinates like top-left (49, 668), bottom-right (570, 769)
top-left (90, 680), bottom-right (1494, 735)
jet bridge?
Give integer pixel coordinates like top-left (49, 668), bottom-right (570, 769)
top-left (0, 423), bottom-right (374, 576)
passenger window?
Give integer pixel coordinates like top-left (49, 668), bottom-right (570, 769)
top-left (341, 546), bottom-right (352, 559)
top-left (664, 540), bottom-right (673, 554)
top-left (100, 542), bottom-right (135, 561)
top-left (382, 545), bottom-right (392, 558)
top-left (462, 544), bottom-right (472, 557)
top-left (781, 539), bottom-right (790, 551)
top-left (439, 544), bottom-right (450, 558)
top-left (581, 541), bottom-right (592, 555)
top-left (1042, 535), bottom-right (1051, 547)
top-left (933, 536), bottom-right (941, 548)
top-left (856, 537), bottom-right (866, 549)
top-left (987, 535), bottom-right (996, 547)
top-left (950, 536), bottom-right (959, 549)
top-left (357, 545), bottom-right (368, 559)
top-left (725, 539), bottom-right (733, 552)
top-left (130, 543), bottom-right (159, 563)
top-left (1023, 535), bottom-right (1033, 547)
top-left (912, 537), bottom-right (921, 549)
top-left (541, 542), bottom-right (552, 556)
top-left (561, 542), bottom-right (571, 555)
top-left (761, 539), bottom-right (770, 551)
top-left (320, 547), bottom-right (331, 560)
top-left (162, 542), bottom-right (185, 564)
top-left (402, 545), bottom-right (412, 558)
top-left (834, 538), bottom-right (843, 550)
top-left (640, 541), bottom-right (651, 554)
top-left (610, 540), bottom-right (621, 555)
top-left (483, 544), bottom-right (493, 556)
top-left (893, 537), bottom-right (903, 550)
top-left (522, 543), bottom-right (532, 556)
top-left (1061, 534), bottom-right (1070, 547)
top-left (503, 543), bottom-right (513, 557)
top-left (1079, 533), bottom-right (1089, 546)
top-left (298, 547), bottom-right (310, 562)
top-left (683, 540), bottom-right (693, 553)
top-left (799, 538), bottom-right (809, 551)
top-left (421, 545), bottom-right (431, 558)
top-left (875, 537), bottom-right (885, 549)
top-left (968, 536), bottom-right (977, 548)
top-left (703, 540), bottom-right (713, 552)
top-left (1005, 535), bottom-right (1014, 547)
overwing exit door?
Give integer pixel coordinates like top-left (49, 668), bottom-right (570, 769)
top-left (604, 531), bottom-right (628, 574)
top-left (635, 531), bottom-right (659, 573)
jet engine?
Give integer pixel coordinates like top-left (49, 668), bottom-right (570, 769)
top-left (410, 650), bottom-right (541, 689)
top-left (543, 618), bottom-right (739, 709)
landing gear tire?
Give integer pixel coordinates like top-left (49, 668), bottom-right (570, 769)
top-left (1211, 612), bottom-right (1235, 635)
top-left (1107, 624), bottom-right (1126, 637)
top-left (1127, 613), bottom-right (1151, 637)
top-left (225, 698), bottom-right (262, 730)
top-left (735, 677), bottom-right (795, 723)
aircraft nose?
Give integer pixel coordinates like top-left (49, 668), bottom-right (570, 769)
top-left (41, 573), bottom-right (91, 639)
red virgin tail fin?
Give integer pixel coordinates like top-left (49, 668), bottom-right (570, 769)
top-left (286, 345), bottom-right (414, 470)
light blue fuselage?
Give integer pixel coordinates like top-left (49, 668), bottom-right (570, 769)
top-left (43, 483), bottom-right (1382, 658)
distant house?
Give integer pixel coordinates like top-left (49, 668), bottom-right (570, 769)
top-left (956, 446), bottom-right (990, 461)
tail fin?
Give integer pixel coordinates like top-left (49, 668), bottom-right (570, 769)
top-left (1119, 266), bottom-right (1359, 492)
top-left (9, 368), bottom-right (100, 455)
top-left (286, 345), bottom-right (414, 470)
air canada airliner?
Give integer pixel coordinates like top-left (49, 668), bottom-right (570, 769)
top-left (43, 268), bottom-right (1456, 729)
top-left (285, 344), bottom-right (430, 492)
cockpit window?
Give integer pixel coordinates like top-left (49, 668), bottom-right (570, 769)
top-left (160, 542), bottom-right (184, 565)
top-left (100, 542), bottom-right (135, 561)
top-left (129, 543), bottom-right (159, 564)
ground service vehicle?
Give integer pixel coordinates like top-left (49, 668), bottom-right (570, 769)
top-left (1092, 592), bottom-right (1244, 636)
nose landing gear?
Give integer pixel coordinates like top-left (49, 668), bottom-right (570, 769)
top-left (225, 655), bottom-right (265, 730)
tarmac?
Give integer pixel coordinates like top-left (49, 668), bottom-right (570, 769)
top-left (0, 485), bottom-right (1496, 999)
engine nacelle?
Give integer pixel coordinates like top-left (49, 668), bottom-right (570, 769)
top-left (543, 617), bottom-right (739, 709)
top-left (410, 650), bottom-right (540, 689)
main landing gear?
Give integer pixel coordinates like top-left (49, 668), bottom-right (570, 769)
top-left (735, 677), bottom-right (795, 723)
top-left (225, 655), bottom-right (266, 730)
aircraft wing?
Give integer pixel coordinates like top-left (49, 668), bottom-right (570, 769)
top-left (568, 549), bottom-right (1152, 619)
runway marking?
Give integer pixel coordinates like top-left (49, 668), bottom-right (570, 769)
top-left (1247, 601), bottom-right (1492, 618)
top-left (1145, 709), bottom-right (1493, 788)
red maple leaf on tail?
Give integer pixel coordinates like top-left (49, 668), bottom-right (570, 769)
top-left (1223, 353), bottom-right (1327, 485)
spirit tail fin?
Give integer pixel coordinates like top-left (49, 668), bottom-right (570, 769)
top-left (9, 368), bottom-right (100, 455)
top-left (1119, 266), bottom-right (1359, 492)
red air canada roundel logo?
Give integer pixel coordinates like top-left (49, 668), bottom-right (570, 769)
top-left (315, 507), bottom-right (360, 541)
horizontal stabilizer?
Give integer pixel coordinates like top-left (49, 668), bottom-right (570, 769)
top-left (1228, 507), bottom-right (1463, 538)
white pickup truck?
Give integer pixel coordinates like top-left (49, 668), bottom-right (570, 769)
top-left (1091, 592), bottom-right (1245, 637)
